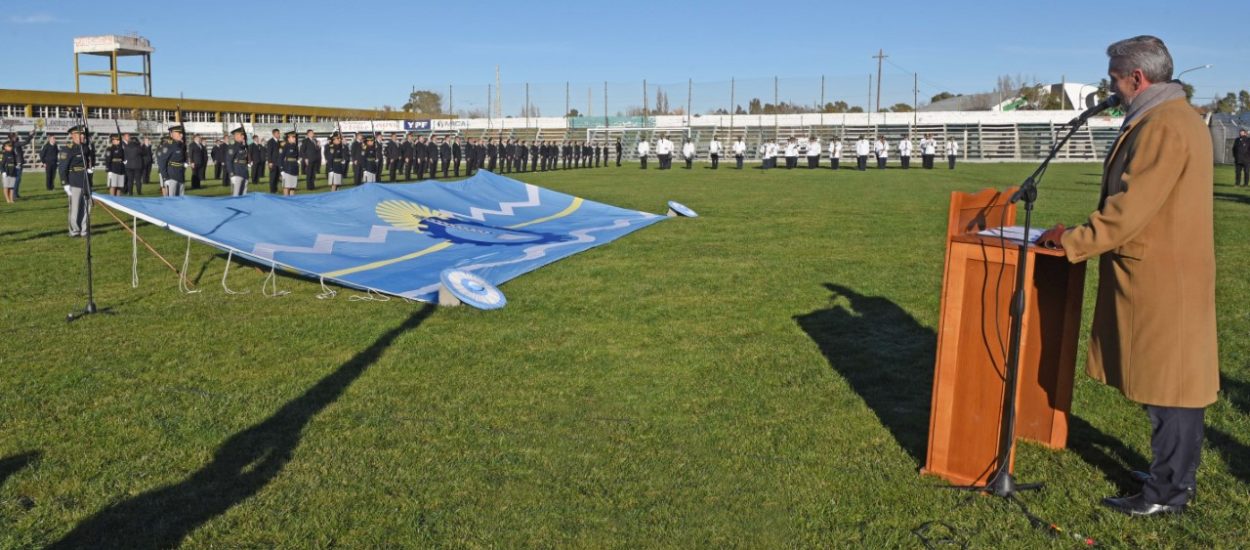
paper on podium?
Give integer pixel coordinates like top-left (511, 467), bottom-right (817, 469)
top-left (978, 225), bottom-right (1045, 244)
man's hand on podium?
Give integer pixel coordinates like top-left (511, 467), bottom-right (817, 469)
top-left (1038, 224), bottom-right (1067, 250)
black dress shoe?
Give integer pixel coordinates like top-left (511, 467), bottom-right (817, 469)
top-left (1129, 471), bottom-right (1196, 501)
top-left (1101, 493), bottom-right (1185, 516)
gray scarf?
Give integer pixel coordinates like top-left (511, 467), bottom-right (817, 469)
top-left (1122, 80), bottom-right (1187, 128)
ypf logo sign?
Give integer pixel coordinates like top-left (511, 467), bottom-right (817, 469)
top-left (403, 120), bottom-right (431, 131)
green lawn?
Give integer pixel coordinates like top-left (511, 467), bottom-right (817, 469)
top-left (1, 162), bottom-right (1247, 548)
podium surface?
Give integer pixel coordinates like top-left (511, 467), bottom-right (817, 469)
top-left (923, 188), bottom-right (1086, 486)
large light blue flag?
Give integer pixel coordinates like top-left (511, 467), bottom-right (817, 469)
top-left (95, 171), bottom-right (664, 302)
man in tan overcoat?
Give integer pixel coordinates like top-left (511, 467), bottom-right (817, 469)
top-left (1040, 35), bottom-right (1218, 516)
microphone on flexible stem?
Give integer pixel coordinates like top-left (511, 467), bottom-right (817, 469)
top-left (1069, 94), bottom-right (1121, 125)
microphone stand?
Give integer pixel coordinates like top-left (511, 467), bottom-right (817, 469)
top-left (950, 109), bottom-right (1097, 498)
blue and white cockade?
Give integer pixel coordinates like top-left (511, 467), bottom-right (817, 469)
top-left (94, 171), bottom-right (664, 303)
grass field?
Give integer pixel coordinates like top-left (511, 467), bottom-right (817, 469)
top-left (0, 161), bottom-right (1248, 548)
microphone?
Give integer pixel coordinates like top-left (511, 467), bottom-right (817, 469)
top-left (1070, 94), bottom-right (1121, 125)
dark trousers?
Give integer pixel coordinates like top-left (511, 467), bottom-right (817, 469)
top-left (684, 157), bottom-right (692, 169)
top-left (45, 168), bottom-right (57, 190)
top-left (856, 156), bottom-right (867, 171)
top-left (269, 164), bottom-right (279, 193)
top-left (735, 155), bottom-right (743, 169)
top-left (1143, 405), bottom-right (1204, 506)
top-left (251, 161), bottom-right (264, 184)
top-left (305, 162), bottom-right (319, 189)
top-left (192, 164), bottom-right (206, 188)
top-left (639, 155), bottom-right (647, 169)
top-left (145, 164), bottom-right (153, 183)
top-left (390, 159), bottom-right (403, 181)
top-left (901, 156), bottom-right (911, 169)
top-left (442, 157), bottom-right (450, 178)
top-left (127, 168), bottom-right (144, 195)
top-left (531, 156), bottom-right (538, 172)
top-left (213, 162), bottom-right (223, 180)
top-left (1235, 162), bottom-right (1249, 186)
top-left (785, 156), bottom-right (797, 169)
top-left (922, 154), bottom-right (935, 169)
top-left (711, 153), bottom-right (719, 169)
top-left (404, 159), bottom-right (414, 180)
top-left (948, 155), bottom-right (956, 169)
top-left (616, 152), bottom-right (621, 166)
top-left (831, 158), bottom-right (839, 170)
top-left (355, 162), bottom-right (365, 184)
top-left (807, 156), bottom-right (818, 169)
top-left (454, 158), bottom-right (461, 177)
top-left (877, 157), bottom-right (887, 169)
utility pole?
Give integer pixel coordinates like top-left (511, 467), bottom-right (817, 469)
top-left (873, 49), bottom-right (888, 113)
top-left (494, 65), bottom-right (502, 123)
top-left (913, 73), bottom-right (919, 133)
top-left (565, 81), bottom-right (570, 118)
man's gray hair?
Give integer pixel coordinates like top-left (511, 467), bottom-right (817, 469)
top-left (1106, 35), bottom-right (1174, 82)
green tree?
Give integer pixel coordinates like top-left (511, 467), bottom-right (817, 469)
top-left (1239, 90), bottom-right (1250, 113)
top-left (930, 91), bottom-right (956, 104)
top-left (747, 98), bottom-right (763, 115)
top-left (847, 106), bottom-right (864, 113)
top-left (402, 90), bottom-right (443, 114)
top-left (566, 109), bottom-right (580, 118)
top-left (888, 103), bottom-right (914, 113)
top-left (1215, 92), bottom-right (1238, 114)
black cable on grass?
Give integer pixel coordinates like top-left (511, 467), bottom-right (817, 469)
top-left (911, 521), bottom-right (968, 549)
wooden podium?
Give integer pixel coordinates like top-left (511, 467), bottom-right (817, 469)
top-left (922, 188), bottom-right (1086, 486)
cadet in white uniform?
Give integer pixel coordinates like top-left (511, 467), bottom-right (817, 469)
top-left (783, 138), bottom-right (799, 169)
top-left (708, 136), bottom-right (722, 169)
top-left (637, 138), bottom-right (651, 169)
top-left (874, 137), bottom-right (889, 169)
top-left (656, 135), bottom-right (673, 170)
top-left (898, 137), bottom-right (913, 169)
top-left (682, 140), bottom-right (695, 169)
top-left (829, 139), bottom-right (843, 170)
top-left (732, 138), bottom-right (746, 169)
top-left (806, 136), bottom-right (821, 168)
top-left (945, 138), bottom-right (959, 169)
top-left (920, 134), bottom-right (937, 169)
top-left (855, 137), bottom-right (870, 171)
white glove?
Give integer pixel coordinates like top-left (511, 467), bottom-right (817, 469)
top-left (63, 185), bottom-right (71, 196)
top-left (86, 168), bottom-right (94, 175)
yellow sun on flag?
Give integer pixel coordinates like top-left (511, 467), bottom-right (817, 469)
top-left (375, 200), bottom-right (449, 233)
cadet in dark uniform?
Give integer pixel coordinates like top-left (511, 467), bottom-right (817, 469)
top-left (7, 133), bottom-right (24, 198)
top-left (361, 134), bottom-right (382, 182)
top-left (141, 137), bottom-right (154, 185)
top-left (300, 129), bottom-right (320, 189)
top-left (279, 131), bottom-right (300, 196)
top-left (438, 137), bottom-right (451, 178)
top-left (189, 135), bottom-right (207, 189)
top-left (104, 135), bottom-right (126, 196)
top-left (2, 141), bottom-right (17, 203)
top-left (61, 126), bottom-right (94, 235)
top-left (123, 132), bottom-right (143, 195)
top-left (615, 139), bottom-right (623, 166)
top-left (40, 135), bottom-right (60, 191)
top-left (384, 133), bottom-right (399, 181)
top-left (486, 138), bottom-right (498, 172)
top-left (351, 133), bottom-right (364, 184)
top-left (1233, 129), bottom-right (1250, 187)
top-left (212, 137), bottom-right (226, 182)
top-left (401, 134), bottom-right (414, 180)
top-left (326, 132), bottom-right (348, 191)
top-left (225, 126), bottom-right (250, 196)
top-left (529, 141), bottom-right (539, 172)
top-left (452, 137), bottom-right (463, 177)
top-left (249, 134), bottom-right (265, 184)
top-left (157, 125), bottom-right (188, 197)
top-left (266, 129), bottom-right (282, 192)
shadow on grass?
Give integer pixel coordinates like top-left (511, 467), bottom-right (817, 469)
top-left (49, 305), bottom-right (435, 549)
top-left (1214, 192), bottom-right (1250, 206)
top-left (6, 224), bottom-right (122, 244)
top-left (795, 283), bottom-right (935, 464)
top-left (1205, 427), bottom-right (1250, 486)
top-left (0, 451), bottom-right (42, 488)
top-left (1066, 415), bottom-right (1148, 496)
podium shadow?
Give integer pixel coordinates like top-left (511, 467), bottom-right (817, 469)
top-left (49, 306), bottom-right (434, 549)
top-left (795, 283), bottom-right (936, 464)
top-left (1065, 415), bottom-right (1148, 495)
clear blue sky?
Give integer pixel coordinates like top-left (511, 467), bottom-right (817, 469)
top-left (3, 0), bottom-right (1246, 116)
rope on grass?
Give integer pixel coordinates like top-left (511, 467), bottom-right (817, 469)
top-left (316, 276), bottom-right (337, 300)
top-left (178, 236), bottom-right (201, 294)
top-left (130, 216), bottom-right (139, 288)
top-left (261, 262), bottom-right (289, 298)
top-left (220, 250), bottom-right (249, 295)
top-left (348, 289), bottom-right (390, 302)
